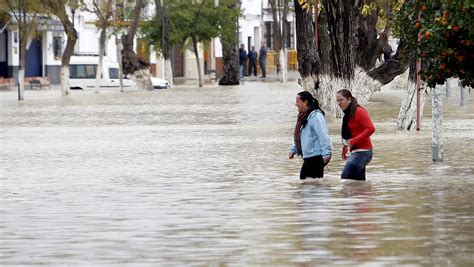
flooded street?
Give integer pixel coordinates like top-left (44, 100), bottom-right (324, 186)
top-left (1, 82), bottom-right (473, 265)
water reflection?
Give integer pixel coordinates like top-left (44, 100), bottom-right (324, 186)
top-left (1, 83), bottom-right (473, 265)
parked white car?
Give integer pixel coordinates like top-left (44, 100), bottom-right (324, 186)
top-left (69, 55), bottom-right (170, 90)
top-left (150, 77), bottom-right (170, 89)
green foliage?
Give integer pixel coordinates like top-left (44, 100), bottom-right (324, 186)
top-left (215, 0), bottom-right (240, 46)
top-left (144, 0), bottom-right (239, 54)
top-left (394, 0), bottom-right (473, 88)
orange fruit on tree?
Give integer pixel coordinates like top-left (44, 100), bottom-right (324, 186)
top-left (453, 25), bottom-right (460, 32)
top-left (424, 31), bottom-right (431, 39)
top-left (415, 21), bottom-right (422, 29)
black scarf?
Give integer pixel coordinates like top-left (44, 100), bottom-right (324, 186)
top-left (341, 110), bottom-right (351, 140)
top-left (294, 108), bottom-right (314, 155)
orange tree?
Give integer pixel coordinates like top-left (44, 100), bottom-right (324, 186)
top-left (393, 0), bottom-right (473, 88)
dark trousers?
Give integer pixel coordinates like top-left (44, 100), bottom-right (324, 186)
top-left (259, 60), bottom-right (266, 78)
top-left (248, 60), bottom-right (257, 76)
top-left (300, 155), bottom-right (324, 179)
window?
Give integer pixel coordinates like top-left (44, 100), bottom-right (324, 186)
top-left (286, 21), bottom-right (294, 50)
top-left (53, 36), bottom-right (63, 59)
top-left (109, 68), bottom-right (119, 79)
top-left (265, 22), bottom-right (272, 49)
top-left (264, 21), bottom-right (294, 50)
top-left (70, 64), bottom-right (97, 79)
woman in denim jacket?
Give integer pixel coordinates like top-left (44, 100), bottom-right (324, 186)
top-left (289, 91), bottom-right (332, 180)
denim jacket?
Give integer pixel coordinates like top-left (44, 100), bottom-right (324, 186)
top-left (289, 110), bottom-right (332, 158)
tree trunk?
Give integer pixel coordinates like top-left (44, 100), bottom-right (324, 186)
top-left (293, 0), bottom-right (319, 91)
top-left (432, 85), bottom-right (443, 162)
top-left (324, 0), bottom-right (358, 81)
top-left (315, 0), bottom-right (363, 116)
top-left (18, 29), bottom-right (27, 101)
top-left (357, 0), bottom-right (381, 71)
top-left (11, 2), bottom-right (37, 101)
top-left (59, 11), bottom-right (77, 96)
top-left (219, 44), bottom-right (239, 85)
top-left (445, 79), bottom-right (451, 97)
top-left (18, 69), bottom-right (25, 101)
top-left (397, 63), bottom-right (427, 130)
top-left (116, 36), bottom-right (124, 92)
top-left (318, 8), bottom-right (331, 75)
top-left (60, 66), bottom-right (70, 96)
top-left (218, 1), bottom-right (239, 86)
top-left (192, 36), bottom-right (203, 87)
top-left (460, 85), bottom-right (466, 106)
top-left (368, 39), bottom-right (410, 84)
top-left (165, 59), bottom-right (173, 86)
top-left (121, 0), bottom-right (153, 91)
top-left (279, 0), bottom-right (288, 82)
top-left (155, 0), bottom-right (173, 86)
top-left (269, 0), bottom-right (282, 51)
top-left (279, 49), bottom-right (287, 82)
top-left (95, 27), bottom-right (107, 93)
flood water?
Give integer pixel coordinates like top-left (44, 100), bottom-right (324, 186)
top-left (1, 82), bottom-right (473, 266)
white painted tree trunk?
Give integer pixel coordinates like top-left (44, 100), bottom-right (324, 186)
top-left (165, 59), bottom-right (173, 86)
top-left (18, 69), bottom-right (25, 101)
top-left (397, 81), bottom-right (427, 131)
top-left (61, 66), bottom-right (70, 96)
top-left (460, 85), bottom-right (466, 106)
top-left (432, 85), bottom-right (443, 162)
top-left (95, 53), bottom-right (103, 94)
top-left (445, 79), bottom-right (451, 97)
top-left (129, 68), bottom-right (153, 91)
top-left (116, 37), bottom-right (124, 92)
top-left (314, 67), bottom-right (381, 117)
top-left (279, 49), bottom-right (287, 83)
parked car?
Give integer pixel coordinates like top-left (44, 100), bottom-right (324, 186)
top-left (150, 77), bottom-right (170, 89)
top-left (69, 55), bottom-right (170, 90)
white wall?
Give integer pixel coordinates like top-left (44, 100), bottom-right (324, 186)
top-left (9, 30), bottom-right (19, 66)
top-left (239, 0), bottom-right (263, 51)
top-left (0, 32), bottom-right (6, 62)
top-left (185, 43), bottom-right (204, 79)
top-left (239, 0), bottom-right (297, 51)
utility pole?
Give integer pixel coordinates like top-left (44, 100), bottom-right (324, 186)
top-left (161, 0), bottom-right (166, 80)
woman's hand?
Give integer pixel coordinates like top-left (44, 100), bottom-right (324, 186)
top-left (288, 152), bottom-right (296, 159)
top-left (323, 155), bottom-right (331, 166)
top-left (342, 145), bottom-right (348, 160)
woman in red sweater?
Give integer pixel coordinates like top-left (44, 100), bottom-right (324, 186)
top-left (336, 89), bottom-right (375, 181)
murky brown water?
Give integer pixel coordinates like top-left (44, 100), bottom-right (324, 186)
top-left (1, 83), bottom-right (473, 265)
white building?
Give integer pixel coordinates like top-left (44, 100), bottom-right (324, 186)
top-left (0, 0), bottom-right (296, 86)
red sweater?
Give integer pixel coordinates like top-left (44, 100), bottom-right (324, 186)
top-left (348, 107), bottom-right (375, 151)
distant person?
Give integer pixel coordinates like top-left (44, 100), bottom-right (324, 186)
top-left (336, 89), bottom-right (375, 181)
top-left (289, 91), bottom-right (332, 180)
top-left (239, 44), bottom-right (247, 79)
top-left (247, 46), bottom-right (258, 76)
top-left (259, 44), bottom-right (267, 78)
top-left (383, 42), bottom-right (392, 62)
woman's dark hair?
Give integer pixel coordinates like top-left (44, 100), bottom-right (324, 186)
top-left (297, 91), bottom-right (325, 116)
top-left (336, 89), bottom-right (360, 120)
